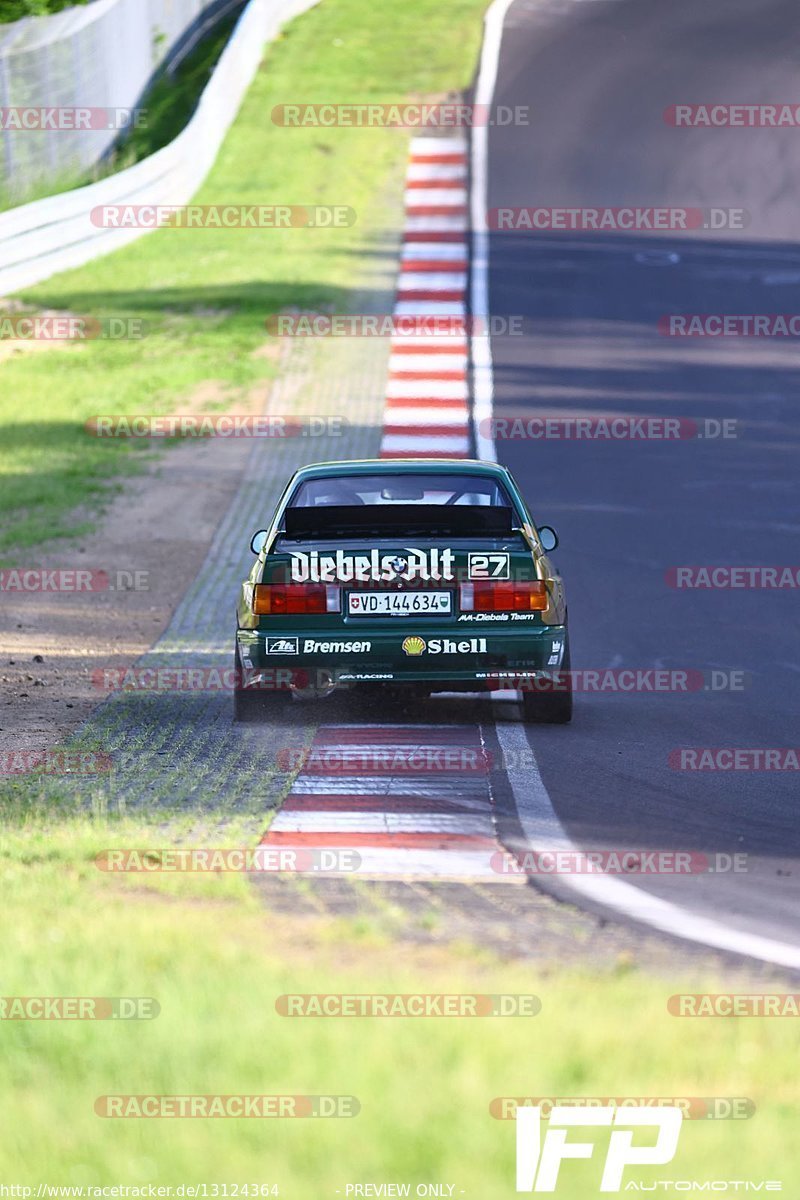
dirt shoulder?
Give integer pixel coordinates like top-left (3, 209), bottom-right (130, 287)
top-left (0, 381), bottom-right (266, 755)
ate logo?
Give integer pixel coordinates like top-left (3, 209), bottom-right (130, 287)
top-left (516, 1105), bottom-right (683, 1193)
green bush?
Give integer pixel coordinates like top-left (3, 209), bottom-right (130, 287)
top-left (0, 0), bottom-right (90, 22)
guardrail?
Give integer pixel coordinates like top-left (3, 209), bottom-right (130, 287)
top-left (0, 0), bottom-right (318, 297)
top-left (0, 0), bottom-right (245, 193)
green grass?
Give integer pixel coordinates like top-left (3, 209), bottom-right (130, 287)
top-left (0, 0), bottom-right (488, 557)
top-left (0, 824), bottom-right (797, 1192)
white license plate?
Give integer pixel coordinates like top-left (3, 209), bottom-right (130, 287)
top-left (348, 591), bottom-right (452, 616)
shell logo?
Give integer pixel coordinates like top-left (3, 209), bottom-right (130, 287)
top-left (402, 636), bottom-right (426, 656)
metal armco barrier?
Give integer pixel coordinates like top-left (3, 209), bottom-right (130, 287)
top-left (0, 0), bottom-right (243, 191)
top-left (0, 0), bottom-right (319, 296)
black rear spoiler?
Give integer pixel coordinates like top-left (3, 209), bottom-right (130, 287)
top-left (283, 504), bottom-right (515, 540)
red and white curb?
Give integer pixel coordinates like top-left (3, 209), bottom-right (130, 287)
top-left (260, 725), bottom-right (520, 880)
top-left (381, 136), bottom-right (471, 460)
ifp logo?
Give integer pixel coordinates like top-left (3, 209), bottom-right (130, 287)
top-left (516, 1105), bottom-right (683, 1192)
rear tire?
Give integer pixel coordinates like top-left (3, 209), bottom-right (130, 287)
top-left (521, 641), bottom-right (573, 724)
top-left (233, 643), bottom-right (288, 723)
top-left (233, 645), bottom-right (260, 722)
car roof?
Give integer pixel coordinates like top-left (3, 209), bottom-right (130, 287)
top-left (289, 458), bottom-right (514, 482)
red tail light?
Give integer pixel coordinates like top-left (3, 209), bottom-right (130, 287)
top-left (253, 583), bottom-right (341, 615)
top-left (459, 580), bottom-right (548, 612)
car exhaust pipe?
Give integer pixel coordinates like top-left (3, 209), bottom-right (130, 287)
top-left (290, 668), bottom-right (336, 700)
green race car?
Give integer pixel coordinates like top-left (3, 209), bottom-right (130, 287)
top-left (234, 458), bottom-right (571, 722)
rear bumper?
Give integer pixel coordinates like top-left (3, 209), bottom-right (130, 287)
top-left (236, 624), bottom-right (567, 689)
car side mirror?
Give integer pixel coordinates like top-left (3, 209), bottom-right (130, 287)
top-left (538, 525), bottom-right (559, 552)
top-left (250, 529), bottom-right (268, 555)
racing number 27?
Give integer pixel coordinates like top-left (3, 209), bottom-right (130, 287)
top-left (469, 553), bottom-right (510, 579)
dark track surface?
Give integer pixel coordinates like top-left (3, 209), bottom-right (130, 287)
top-left (486, 0), bottom-right (800, 946)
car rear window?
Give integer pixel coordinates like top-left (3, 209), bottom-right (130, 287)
top-left (290, 473), bottom-right (513, 508)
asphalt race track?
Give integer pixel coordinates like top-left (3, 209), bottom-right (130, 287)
top-left (484, 0), bottom-right (800, 948)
